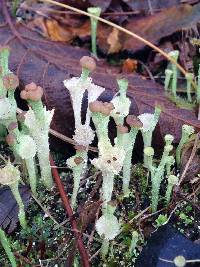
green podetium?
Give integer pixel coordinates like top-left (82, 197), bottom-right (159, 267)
top-left (144, 135), bottom-right (173, 212)
top-left (90, 101), bottom-right (125, 207)
top-left (0, 228), bottom-right (17, 267)
top-left (120, 116), bottom-right (142, 196)
top-left (165, 175), bottom-right (179, 204)
top-left (64, 57), bottom-right (105, 209)
top-left (185, 73), bottom-right (194, 103)
top-left (168, 50), bottom-right (179, 97)
top-left (111, 78), bottom-right (131, 126)
top-left (96, 203), bottom-right (120, 258)
top-left (6, 122), bottom-right (37, 196)
top-left (20, 83), bottom-right (54, 190)
top-left (0, 73), bottom-right (19, 128)
top-left (0, 47), bottom-right (10, 97)
top-left (164, 69), bottom-right (173, 91)
top-left (0, 47), bottom-right (19, 127)
top-left (138, 105), bottom-right (161, 167)
top-left (197, 64), bottom-right (200, 103)
top-left (129, 231), bottom-right (139, 256)
top-left (87, 7), bottom-right (101, 57)
top-left (0, 162), bottom-right (27, 229)
top-left (66, 147), bottom-right (86, 209)
top-left (176, 124), bottom-right (194, 167)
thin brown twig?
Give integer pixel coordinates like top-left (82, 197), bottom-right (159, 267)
top-left (178, 133), bottom-right (200, 186)
top-left (50, 156), bottom-right (90, 267)
top-left (14, 252), bottom-right (36, 266)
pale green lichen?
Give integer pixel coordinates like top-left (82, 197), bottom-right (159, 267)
top-left (129, 231), bottom-right (139, 256)
top-left (24, 106), bottom-right (54, 190)
top-left (0, 228), bottom-right (17, 267)
top-left (144, 137), bottom-right (174, 212)
top-left (0, 162), bottom-right (27, 229)
top-left (96, 204), bottom-right (120, 258)
top-left (176, 124), bottom-right (194, 167)
top-left (185, 72), bottom-right (194, 103)
top-left (121, 116), bottom-right (142, 196)
top-left (197, 64), bottom-right (200, 103)
top-left (67, 150), bottom-right (87, 209)
top-left (111, 78), bottom-right (131, 126)
top-left (164, 69), bottom-right (173, 91)
top-left (138, 106), bottom-right (161, 167)
top-left (87, 7), bottom-right (101, 57)
top-left (165, 175), bottom-right (179, 204)
top-left (168, 50), bottom-right (179, 97)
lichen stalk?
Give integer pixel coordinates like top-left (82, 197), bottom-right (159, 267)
top-left (21, 85), bottom-right (54, 190)
top-left (168, 50), bottom-right (179, 97)
top-left (165, 175), bottom-right (178, 204)
top-left (10, 182), bottom-right (27, 229)
top-left (176, 124), bottom-right (194, 167)
top-left (122, 127), bottom-right (139, 196)
top-left (7, 123), bottom-right (38, 194)
top-left (186, 73), bottom-right (193, 103)
top-left (164, 69), bottom-right (173, 91)
top-left (102, 171), bottom-right (115, 207)
top-left (67, 149), bottom-right (87, 209)
top-left (197, 64), bottom-right (200, 103)
top-left (166, 155), bottom-right (175, 176)
top-left (0, 228), bottom-right (17, 267)
top-left (0, 162), bottom-right (27, 229)
top-left (87, 7), bottom-right (101, 56)
top-left (25, 157), bottom-right (37, 195)
top-left (101, 239), bottom-right (109, 259)
top-left (96, 204), bottom-right (120, 258)
top-left (138, 106), bottom-right (161, 167)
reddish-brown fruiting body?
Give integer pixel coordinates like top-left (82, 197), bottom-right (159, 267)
top-left (8, 122), bottom-right (18, 131)
top-left (126, 115), bottom-right (143, 128)
top-left (80, 56), bottom-right (96, 72)
top-left (3, 73), bottom-right (19, 90)
top-left (74, 157), bottom-right (84, 165)
top-left (6, 133), bottom-right (16, 145)
top-left (20, 83), bottom-right (43, 101)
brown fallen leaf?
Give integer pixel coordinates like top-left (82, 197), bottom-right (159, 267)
top-left (122, 58), bottom-right (138, 73)
top-left (45, 18), bottom-right (73, 42)
top-left (21, 2), bottom-right (200, 54)
top-left (98, 3), bottom-right (200, 53)
top-left (107, 27), bottom-right (122, 54)
top-left (123, 4), bottom-right (200, 52)
top-left (1, 4), bottom-right (200, 155)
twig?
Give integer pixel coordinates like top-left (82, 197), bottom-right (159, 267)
top-left (50, 156), bottom-right (90, 267)
top-left (14, 252), bottom-right (36, 266)
top-left (178, 133), bottom-right (199, 186)
top-left (31, 193), bottom-right (63, 227)
top-left (87, 205), bottom-right (101, 249)
top-left (89, 248), bottom-right (101, 262)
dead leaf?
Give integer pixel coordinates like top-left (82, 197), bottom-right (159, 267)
top-left (97, 3), bottom-right (200, 53)
top-left (45, 19), bottom-right (73, 42)
top-left (122, 58), bottom-right (138, 73)
top-left (107, 28), bottom-right (122, 54)
top-left (123, 4), bottom-right (200, 52)
top-left (22, 2), bottom-right (200, 53)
